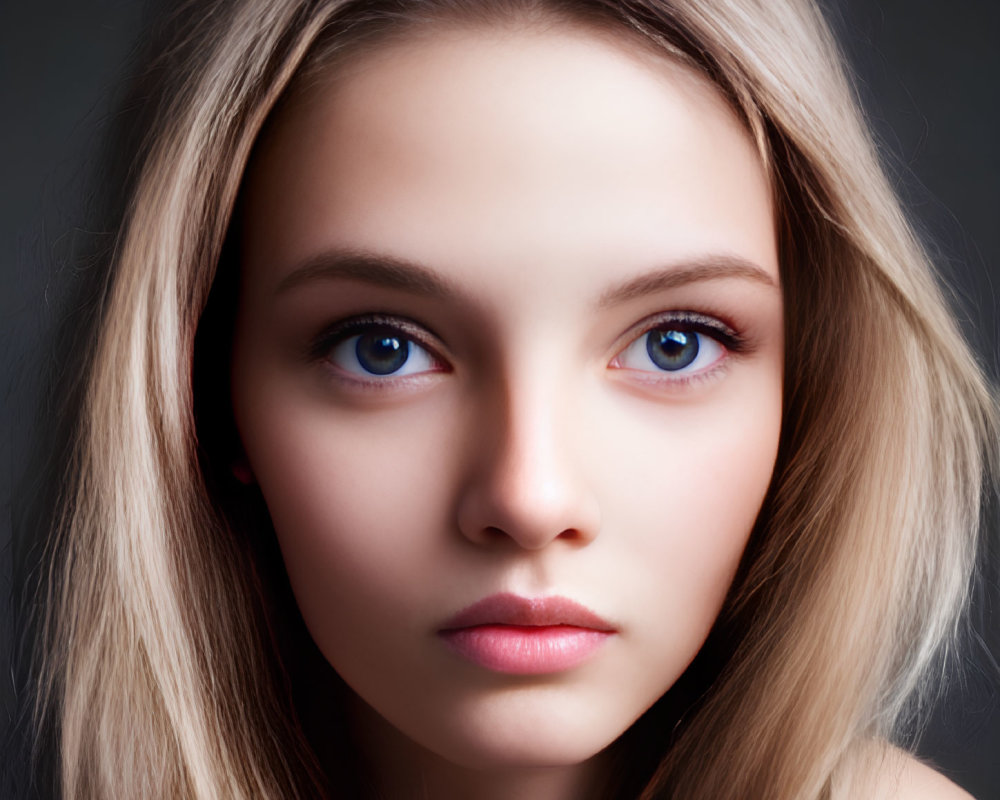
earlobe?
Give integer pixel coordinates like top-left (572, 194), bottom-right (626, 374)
top-left (231, 459), bottom-right (256, 485)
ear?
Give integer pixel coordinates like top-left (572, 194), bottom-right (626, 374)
top-left (231, 458), bottom-right (256, 485)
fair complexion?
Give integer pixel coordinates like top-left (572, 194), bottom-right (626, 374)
top-left (872, 747), bottom-right (974, 800)
top-left (232, 23), bottom-right (784, 800)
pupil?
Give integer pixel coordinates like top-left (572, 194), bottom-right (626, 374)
top-left (356, 331), bottom-right (409, 375)
top-left (646, 329), bottom-right (698, 371)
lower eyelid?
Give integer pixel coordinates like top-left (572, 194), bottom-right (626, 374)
top-left (323, 367), bottom-right (447, 393)
top-left (615, 358), bottom-right (733, 391)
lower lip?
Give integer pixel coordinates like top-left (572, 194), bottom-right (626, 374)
top-left (439, 625), bottom-right (612, 674)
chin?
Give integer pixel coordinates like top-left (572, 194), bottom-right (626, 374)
top-left (394, 690), bottom-right (633, 771)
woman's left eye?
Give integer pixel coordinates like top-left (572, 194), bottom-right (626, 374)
top-left (323, 323), bottom-right (440, 379)
top-left (612, 320), bottom-right (729, 377)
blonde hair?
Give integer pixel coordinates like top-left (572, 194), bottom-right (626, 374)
top-left (24, 0), bottom-right (996, 798)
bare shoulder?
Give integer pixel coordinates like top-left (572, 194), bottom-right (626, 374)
top-left (868, 746), bottom-right (974, 800)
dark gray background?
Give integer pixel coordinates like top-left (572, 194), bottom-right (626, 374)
top-left (2, 1), bottom-right (998, 797)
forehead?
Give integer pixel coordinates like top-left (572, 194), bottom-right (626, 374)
top-left (240, 23), bottom-right (777, 302)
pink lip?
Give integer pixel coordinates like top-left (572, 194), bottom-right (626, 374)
top-left (439, 593), bottom-right (616, 675)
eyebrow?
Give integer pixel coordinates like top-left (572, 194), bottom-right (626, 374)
top-left (596, 255), bottom-right (778, 308)
top-left (274, 248), bottom-right (778, 303)
top-left (275, 250), bottom-right (462, 299)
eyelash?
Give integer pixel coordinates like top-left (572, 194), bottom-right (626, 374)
top-left (309, 314), bottom-right (448, 387)
top-left (308, 311), bottom-right (746, 387)
top-left (608, 310), bottom-right (747, 386)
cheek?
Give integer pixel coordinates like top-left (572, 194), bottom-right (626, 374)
top-left (596, 370), bottom-right (781, 669)
top-left (623, 401), bottom-right (776, 564)
top-left (234, 385), bottom-right (464, 656)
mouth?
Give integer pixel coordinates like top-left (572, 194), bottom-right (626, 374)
top-left (438, 593), bottom-right (616, 675)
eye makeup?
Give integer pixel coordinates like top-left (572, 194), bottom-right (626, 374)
top-left (302, 313), bottom-right (451, 394)
top-left (307, 313), bottom-right (446, 364)
top-left (618, 310), bottom-right (749, 354)
top-left (303, 305), bottom-right (755, 391)
top-left (606, 309), bottom-right (753, 388)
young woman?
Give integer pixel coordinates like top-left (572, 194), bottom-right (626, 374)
top-left (12, 0), bottom-right (996, 798)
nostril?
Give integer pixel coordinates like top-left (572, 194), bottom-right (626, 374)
top-left (468, 523), bottom-right (586, 550)
top-left (454, 437), bottom-right (602, 549)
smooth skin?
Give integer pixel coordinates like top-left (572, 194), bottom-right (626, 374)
top-left (230, 21), bottom-right (969, 800)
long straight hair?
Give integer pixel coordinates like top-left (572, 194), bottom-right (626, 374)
top-left (22, 0), bottom-right (997, 797)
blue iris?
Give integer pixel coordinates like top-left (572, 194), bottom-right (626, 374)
top-left (646, 329), bottom-right (698, 371)
top-left (355, 330), bottom-right (409, 375)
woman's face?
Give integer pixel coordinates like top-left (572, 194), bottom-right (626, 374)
top-left (232, 23), bottom-right (783, 773)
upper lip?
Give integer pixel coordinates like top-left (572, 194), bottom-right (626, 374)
top-left (440, 592), bottom-right (616, 632)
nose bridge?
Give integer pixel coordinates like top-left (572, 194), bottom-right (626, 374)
top-left (497, 373), bottom-right (567, 503)
top-left (457, 356), bottom-right (600, 549)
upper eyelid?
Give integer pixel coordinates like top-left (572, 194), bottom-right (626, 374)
top-left (631, 310), bottom-right (735, 334)
top-left (614, 310), bottom-right (741, 352)
top-left (309, 309), bottom-right (742, 366)
top-left (310, 314), bottom-right (447, 360)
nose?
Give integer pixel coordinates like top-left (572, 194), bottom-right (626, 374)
top-left (455, 375), bottom-right (601, 550)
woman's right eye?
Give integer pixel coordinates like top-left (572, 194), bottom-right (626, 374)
top-left (321, 321), bottom-right (442, 379)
